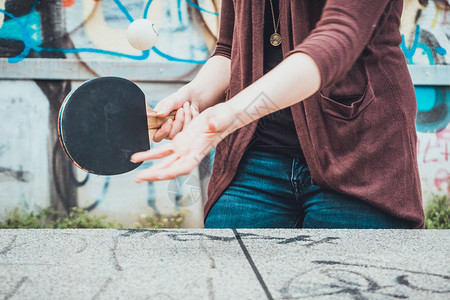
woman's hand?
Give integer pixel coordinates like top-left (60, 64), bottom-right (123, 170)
top-left (132, 103), bottom-right (238, 182)
top-left (151, 55), bottom-right (231, 142)
top-left (151, 85), bottom-right (200, 142)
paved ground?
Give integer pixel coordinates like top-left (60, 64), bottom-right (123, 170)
top-left (0, 229), bottom-right (449, 299)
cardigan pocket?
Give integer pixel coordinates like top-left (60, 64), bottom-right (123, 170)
top-left (319, 81), bottom-right (375, 120)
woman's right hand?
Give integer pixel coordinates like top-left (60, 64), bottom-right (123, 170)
top-left (152, 85), bottom-right (200, 142)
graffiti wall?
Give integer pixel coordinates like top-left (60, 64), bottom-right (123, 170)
top-left (401, 0), bottom-right (450, 198)
top-left (0, 0), bottom-right (448, 225)
top-left (0, 0), bottom-right (220, 226)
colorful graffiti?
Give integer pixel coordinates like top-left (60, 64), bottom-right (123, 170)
top-left (401, 0), bottom-right (449, 65)
top-left (0, 0), bottom-right (219, 226)
top-left (400, 0), bottom-right (450, 195)
top-left (0, 0), bottom-right (448, 225)
top-left (417, 128), bottom-right (450, 193)
top-left (0, 0), bottom-right (218, 64)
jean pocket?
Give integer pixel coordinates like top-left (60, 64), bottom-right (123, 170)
top-left (319, 82), bottom-right (376, 120)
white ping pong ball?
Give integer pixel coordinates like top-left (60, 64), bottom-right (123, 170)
top-left (127, 19), bottom-right (158, 50)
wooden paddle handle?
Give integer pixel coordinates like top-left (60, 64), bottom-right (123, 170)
top-left (147, 111), bottom-right (176, 130)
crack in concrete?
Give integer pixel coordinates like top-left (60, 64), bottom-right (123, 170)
top-left (0, 235), bottom-right (17, 255)
top-left (207, 277), bottom-right (215, 300)
top-left (91, 277), bottom-right (113, 300)
top-left (110, 236), bottom-right (122, 271)
top-left (199, 239), bottom-right (216, 269)
top-left (2, 276), bottom-right (28, 300)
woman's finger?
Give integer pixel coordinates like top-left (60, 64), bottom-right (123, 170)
top-left (130, 143), bottom-right (174, 162)
top-left (154, 93), bottom-right (185, 117)
top-left (135, 154), bottom-right (196, 182)
top-left (153, 118), bottom-right (173, 143)
top-left (191, 104), bottom-right (199, 117)
top-left (183, 102), bottom-right (192, 128)
top-left (168, 108), bottom-right (185, 139)
top-left (135, 153), bottom-right (181, 182)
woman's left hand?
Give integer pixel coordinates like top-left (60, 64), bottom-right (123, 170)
top-left (131, 103), bottom-right (239, 182)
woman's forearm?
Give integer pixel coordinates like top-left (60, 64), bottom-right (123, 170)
top-left (186, 55), bottom-right (231, 112)
top-left (132, 53), bottom-right (321, 181)
top-left (223, 52), bottom-right (320, 128)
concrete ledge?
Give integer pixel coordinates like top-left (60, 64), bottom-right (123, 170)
top-left (0, 229), bottom-right (449, 299)
top-left (2, 59), bottom-right (450, 86)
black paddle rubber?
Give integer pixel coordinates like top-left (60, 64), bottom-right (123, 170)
top-left (58, 77), bottom-right (150, 175)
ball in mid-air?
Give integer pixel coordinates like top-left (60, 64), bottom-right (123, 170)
top-left (127, 19), bottom-right (158, 50)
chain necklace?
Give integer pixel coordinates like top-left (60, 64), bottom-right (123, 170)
top-left (269, 0), bottom-right (281, 46)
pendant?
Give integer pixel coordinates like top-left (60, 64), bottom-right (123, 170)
top-left (270, 33), bottom-right (282, 47)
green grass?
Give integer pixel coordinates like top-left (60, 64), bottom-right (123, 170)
top-left (3, 193), bottom-right (448, 229)
top-left (425, 193), bottom-right (450, 229)
top-left (0, 207), bottom-right (185, 229)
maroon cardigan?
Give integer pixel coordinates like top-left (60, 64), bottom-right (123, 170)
top-left (206, 0), bottom-right (425, 228)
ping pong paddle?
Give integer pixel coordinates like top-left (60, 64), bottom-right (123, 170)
top-left (58, 76), bottom-right (175, 175)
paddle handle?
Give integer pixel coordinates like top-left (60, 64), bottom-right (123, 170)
top-left (147, 111), bottom-right (176, 130)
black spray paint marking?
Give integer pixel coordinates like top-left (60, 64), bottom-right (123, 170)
top-left (280, 260), bottom-right (450, 299)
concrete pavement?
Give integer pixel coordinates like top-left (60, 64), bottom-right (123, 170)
top-left (0, 229), bottom-right (449, 299)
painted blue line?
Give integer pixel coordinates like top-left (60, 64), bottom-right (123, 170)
top-left (152, 46), bottom-right (207, 64)
top-left (185, 0), bottom-right (219, 16)
top-left (178, 0), bottom-right (183, 23)
top-left (0, 9), bottom-right (33, 63)
top-left (144, 0), bottom-right (219, 19)
top-left (25, 0), bottom-right (40, 25)
top-left (435, 46), bottom-right (447, 56)
top-left (143, 0), bottom-right (153, 19)
top-left (400, 25), bottom-right (421, 64)
top-left (18, 0), bottom-right (40, 62)
top-left (147, 182), bottom-right (159, 212)
top-left (113, 0), bottom-right (134, 23)
top-left (36, 46), bottom-right (150, 60)
top-left (84, 177), bottom-right (110, 211)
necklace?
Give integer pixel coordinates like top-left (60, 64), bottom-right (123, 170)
top-left (269, 0), bottom-right (281, 46)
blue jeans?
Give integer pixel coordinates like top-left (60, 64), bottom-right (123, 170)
top-left (204, 150), bottom-right (413, 229)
